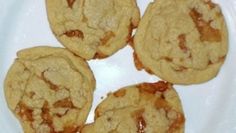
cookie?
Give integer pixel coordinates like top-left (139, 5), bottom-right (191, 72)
top-left (81, 81), bottom-right (185, 133)
top-left (4, 46), bottom-right (95, 133)
top-left (134, 0), bottom-right (228, 84)
top-left (46, 0), bottom-right (140, 60)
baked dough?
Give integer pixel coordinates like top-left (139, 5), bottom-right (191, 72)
top-left (81, 81), bottom-right (185, 133)
top-left (46, 0), bottom-right (140, 59)
top-left (4, 46), bottom-right (95, 133)
top-left (134, 0), bottom-right (228, 84)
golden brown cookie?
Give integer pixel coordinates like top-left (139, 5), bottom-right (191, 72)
top-left (134, 0), bottom-right (228, 84)
top-left (81, 81), bottom-right (185, 133)
top-left (4, 46), bottom-right (95, 133)
top-left (46, 0), bottom-right (140, 60)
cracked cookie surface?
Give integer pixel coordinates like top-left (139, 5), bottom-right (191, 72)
top-left (134, 0), bottom-right (228, 84)
top-left (81, 81), bottom-right (185, 133)
top-left (4, 46), bottom-right (95, 133)
top-left (46, 0), bottom-right (140, 60)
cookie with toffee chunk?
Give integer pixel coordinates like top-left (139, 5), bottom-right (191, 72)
top-left (46, 0), bottom-right (140, 60)
top-left (81, 81), bottom-right (185, 133)
top-left (4, 46), bottom-right (95, 133)
top-left (134, 0), bottom-right (228, 84)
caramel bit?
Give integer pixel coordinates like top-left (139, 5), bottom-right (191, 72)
top-left (174, 66), bottom-right (188, 72)
top-left (132, 109), bottom-right (146, 133)
top-left (126, 23), bottom-right (134, 43)
top-left (164, 57), bottom-right (173, 62)
top-left (100, 31), bottom-right (115, 45)
top-left (129, 37), bottom-right (134, 48)
top-left (189, 9), bottom-right (221, 42)
top-left (94, 108), bottom-right (101, 119)
top-left (145, 69), bottom-right (154, 75)
top-left (178, 34), bottom-right (188, 53)
top-left (113, 89), bottom-right (126, 97)
top-left (55, 110), bottom-right (69, 118)
top-left (42, 72), bottom-right (59, 91)
top-left (133, 52), bottom-right (144, 71)
top-left (137, 117), bottom-right (146, 133)
top-left (60, 125), bottom-right (80, 133)
top-left (208, 56), bottom-right (226, 65)
top-left (205, 0), bottom-right (216, 9)
top-left (93, 51), bottom-right (108, 59)
top-left (53, 98), bottom-right (75, 108)
top-left (41, 101), bottom-right (55, 132)
top-left (17, 102), bottom-right (34, 121)
top-left (137, 81), bottom-right (170, 94)
top-left (155, 98), bottom-right (170, 110)
top-left (218, 56), bottom-right (226, 62)
top-left (155, 99), bottom-right (185, 132)
top-left (64, 30), bottom-right (84, 39)
top-left (67, 0), bottom-right (76, 9)
top-left (168, 113), bottom-right (185, 133)
top-left (133, 52), bottom-right (154, 74)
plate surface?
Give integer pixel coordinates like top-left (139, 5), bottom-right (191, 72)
top-left (0, 0), bottom-right (236, 133)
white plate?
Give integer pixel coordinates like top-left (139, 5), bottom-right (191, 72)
top-left (0, 0), bottom-right (236, 133)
